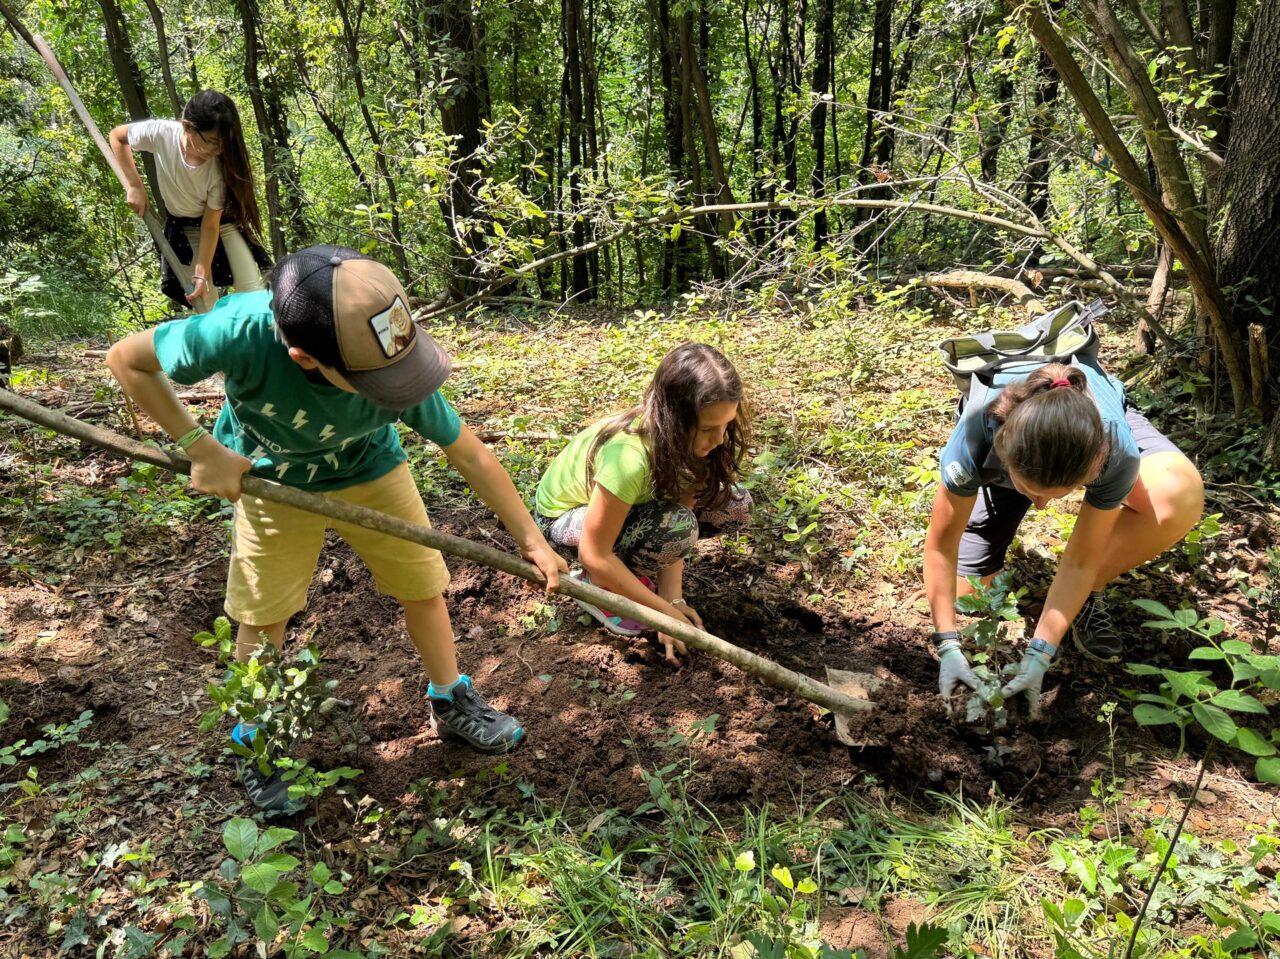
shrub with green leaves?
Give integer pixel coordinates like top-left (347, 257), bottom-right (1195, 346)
top-left (195, 817), bottom-right (360, 958)
top-left (953, 571), bottom-right (1028, 728)
top-left (1126, 599), bottom-right (1279, 783)
top-left (194, 618), bottom-right (361, 805)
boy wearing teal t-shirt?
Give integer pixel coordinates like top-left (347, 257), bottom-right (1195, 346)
top-left (108, 245), bottom-right (566, 812)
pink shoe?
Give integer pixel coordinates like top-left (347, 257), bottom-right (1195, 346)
top-left (571, 572), bottom-right (655, 636)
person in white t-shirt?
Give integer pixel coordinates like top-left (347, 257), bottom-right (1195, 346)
top-left (109, 90), bottom-right (271, 310)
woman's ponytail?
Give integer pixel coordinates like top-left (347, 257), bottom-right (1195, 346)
top-left (990, 362), bottom-right (1108, 488)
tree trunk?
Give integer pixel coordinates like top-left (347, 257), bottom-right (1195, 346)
top-left (859, 0), bottom-right (892, 176)
top-left (564, 0), bottom-right (593, 299)
top-left (420, 0), bottom-right (493, 299)
top-left (1021, 37), bottom-right (1060, 256)
top-left (293, 51), bottom-right (374, 201)
top-left (139, 0), bottom-right (182, 116)
top-left (1025, 5), bottom-right (1251, 413)
top-left (234, 0), bottom-right (286, 259)
top-left (97, 0), bottom-right (166, 217)
top-left (335, 0), bottom-right (408, 278)
top-left (655, 0), bottom-right (688, 291)
top-left (810, 0), bottom-right (833, 248)
top-left (1204, 0), bottom-right (1239, 147)
top-left (1216, 0), bottom-right (1280, 426)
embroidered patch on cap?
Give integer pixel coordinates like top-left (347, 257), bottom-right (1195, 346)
top-left (945, 461), bottom-right (973, 488)
top-left (369, 297), bottom-right (415, 358)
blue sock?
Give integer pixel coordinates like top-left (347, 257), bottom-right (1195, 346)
top-left (428, 675), bottom-right (470, 701)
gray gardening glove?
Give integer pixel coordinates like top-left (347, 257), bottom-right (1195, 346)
top-left (1000, 641), bottom-right (1055, 719)
top-left (935, 632), bottom-right (979, 702)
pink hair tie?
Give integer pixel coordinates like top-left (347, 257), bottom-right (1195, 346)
top-left (1051, 378), bottom-right (1072, 388)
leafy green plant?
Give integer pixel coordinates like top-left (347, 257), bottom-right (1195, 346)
top-left (18, 710), bottom-right (94, 756)
top-left (1126, 599), bottom-right (1278, 782)
top-left (1179, 512), bottom-right (1224, 567)
top-left (953, 571), bottom-right (1028, 728)
top-left (195, 817), bottom-right (359, 958)
top-left (195, 618), bottom-right (360, 806)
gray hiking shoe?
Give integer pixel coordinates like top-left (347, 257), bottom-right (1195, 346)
top-left (1070, 594), bottom-right (1124, 663)
top-left (230, 724), bottom-right (305, 815)
top-left (428, 675), bottom-right (525, 754)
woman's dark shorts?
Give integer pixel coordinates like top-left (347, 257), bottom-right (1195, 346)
top-left (956, 406), bottom-right (1181, 576)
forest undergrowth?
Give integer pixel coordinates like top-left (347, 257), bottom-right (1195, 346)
top-left (1, 288), bottom-right (1278, 958)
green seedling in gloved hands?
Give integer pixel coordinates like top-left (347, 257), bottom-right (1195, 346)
top-left (948, 572), bottom-right (1028, 729)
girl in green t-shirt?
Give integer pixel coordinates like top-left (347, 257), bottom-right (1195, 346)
top-left (534, 343), bottom-right (752, 664)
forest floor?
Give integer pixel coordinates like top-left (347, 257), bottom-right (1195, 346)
top-left (2, 294), bottom-right (1278, 958)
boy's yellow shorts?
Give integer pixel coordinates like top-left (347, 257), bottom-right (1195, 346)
top-left (225, 462), bottom-right (450, 625)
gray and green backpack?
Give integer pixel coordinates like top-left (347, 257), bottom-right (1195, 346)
top-left (938, 299), bottom-right (1108, 447)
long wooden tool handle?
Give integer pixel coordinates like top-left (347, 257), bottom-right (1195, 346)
top-left (0, 0), bottom-right (192, 289)
top-left (0, 388), bottom-right (872, 715)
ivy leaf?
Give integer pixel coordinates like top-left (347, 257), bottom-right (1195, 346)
top-left (301, 927), bottom-right (329, 952)
top-left (1161, 669), bottom-right (1209, 701)
top-left (253, 905), bottom-right (280, 943)
top-left (1210, 690), bottom-right (1268, 714)
top-left (260, 853), bottom-right (301, 872)
top-left (1125, 663), bottom-right (1164, 675)
top-left (1131, 598), bottom-right (1176, 621)
top-left (1191, 703), bottom-right (1238, 743)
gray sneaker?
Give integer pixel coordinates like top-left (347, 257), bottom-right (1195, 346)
top-left (1070, 594), bottom-right (1123, 663)
top-left (428, 675), bottom-right (525, 754)
top-left (230, 724), bottom-right (305, 815)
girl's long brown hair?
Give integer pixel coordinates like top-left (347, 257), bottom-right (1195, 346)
top-left (588, 343), bottom-right (750, 509)
top-left (182, 90), bottom-right (263, 242)
top-left (990, 362), bottom-right (1108, 488)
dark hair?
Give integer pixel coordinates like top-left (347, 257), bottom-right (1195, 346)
top-left (990, 362), bottom-right (1108, 488)
top-left (588, 343), bottom-right (750, 510)
top-left (268, 244), bottom-right (369, 369)
top-left (182, 90), bottom-right (262, 243)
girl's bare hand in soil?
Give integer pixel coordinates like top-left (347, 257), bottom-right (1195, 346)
top-left (188, 437), bottom-right (252, 501)
top-left (657, 630), bottom-right (688, 666)
top-left (674, 602), bottom-right (703, 631)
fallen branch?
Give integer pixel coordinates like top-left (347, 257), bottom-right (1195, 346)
top-left (923, 271), bottom-right (1045, 314)
top-left (0, 387), bottom-right (873, 717)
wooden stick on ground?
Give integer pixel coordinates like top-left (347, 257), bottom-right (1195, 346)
top-left (0, 388), bottom-right (874, 717)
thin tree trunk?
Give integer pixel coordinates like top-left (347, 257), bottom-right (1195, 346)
top-left (335, 0), bottom-right (408, 277)
top-left (564, 0), bottom-right (593, 298)
top-left (1020, 7), bottom-right (1061, 263)
top-left (811, 0), bottom-right (833, 248)
top-left (420, 0), bottom-right (494, 298)
top-left (97, 0), bottom-right (166, 217)
top-left (234, 0), bottom-right (285, 258)
top-left (1216, 0), bottom-right (1280, 421)
top-left (1025, 5), bottom-right (1250, 413)
top-left (139, 0), bottom-right (182, 116)
top-left (293, 51), bottom-right (374, 201)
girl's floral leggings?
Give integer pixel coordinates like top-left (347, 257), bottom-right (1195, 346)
top-left (536, 486), bottom-right (751, 578)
